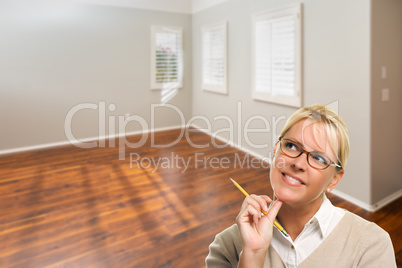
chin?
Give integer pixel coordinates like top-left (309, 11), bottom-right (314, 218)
top-left (272, 186), bottom-right (299, 203)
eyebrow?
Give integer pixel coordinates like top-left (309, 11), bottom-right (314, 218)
top-left (283, 137), bottom-right (327, 155)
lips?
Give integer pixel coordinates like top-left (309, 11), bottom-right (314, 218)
top-left (282, 173), bottom-right (305, 186)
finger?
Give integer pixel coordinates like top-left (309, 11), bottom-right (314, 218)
top-left (241, 195), bottom-right (264, 213)
top-left (256, 201), bottom-right (283, 241)
top-left (260, 195), bottom-right (272, 204)
top-left (266, 200), bottom-right (283, 224)
top-left (249, 194), bottom-right (269, 212)
top-left (237, 204), bottom-right (260, 224)
top-left (259, 195), bottom-right (272, 212)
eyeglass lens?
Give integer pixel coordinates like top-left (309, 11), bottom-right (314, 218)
top-left (280, 139), bottom-right (332, 169)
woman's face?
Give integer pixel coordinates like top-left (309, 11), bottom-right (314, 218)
top-left (270, 119), bottom-right (343, 208)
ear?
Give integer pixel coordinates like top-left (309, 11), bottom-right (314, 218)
top-left (327, 170), bottom-right (344, 191)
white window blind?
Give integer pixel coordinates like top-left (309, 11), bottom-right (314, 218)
top-left (151, 26), bottom-right (183, 90)
top-left (202, 22), bottom-right (227, 94)
top-left (252, 4), bottom-right (302, 107)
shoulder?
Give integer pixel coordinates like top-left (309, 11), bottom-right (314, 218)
top-left (341, 211), bottom-right (396, 267)
top-left (342, 211), bottom-right (390, 239)
top-left (302, 210), bottom-right (396, 268)
top-left (206, 224), bottom-right (243, 268)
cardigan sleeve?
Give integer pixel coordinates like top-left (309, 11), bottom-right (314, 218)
top-left (355, 222), bottom-right (397, 268)
top-left (205, 225), bottom-right (242, 268)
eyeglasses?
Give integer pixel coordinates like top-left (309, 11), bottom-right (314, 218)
top-left (278, 137), bottom-right (342, 170)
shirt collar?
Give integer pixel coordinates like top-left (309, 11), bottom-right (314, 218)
top-left (308, 194), bottom-right (336, 237)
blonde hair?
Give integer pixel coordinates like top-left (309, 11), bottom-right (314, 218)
top-left (279, 104), bottom-right (350, 170)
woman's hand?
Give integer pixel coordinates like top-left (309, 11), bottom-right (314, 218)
top-left (236, 194), bottom-right (283, 268)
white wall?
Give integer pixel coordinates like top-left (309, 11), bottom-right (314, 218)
top-left (192, 0), bottom-right (373, 206)
top-left (0, 0), bottom-right (192, 151)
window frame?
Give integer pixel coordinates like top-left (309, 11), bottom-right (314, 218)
top-left (201, 21), bottom-right (228, 95)
top-left (150, 26), bottom-right (183, 90)
top-left (251, 3), bottom-right (303, 108)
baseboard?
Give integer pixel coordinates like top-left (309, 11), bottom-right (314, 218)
top-left (0, 125), bottom-right (185, 156)
top-left (370, 189), bottom-right (402, 212)
top-left (331, 188), bottom-right (402, 212)
top-left (330, 189), bottom-right (373, 211)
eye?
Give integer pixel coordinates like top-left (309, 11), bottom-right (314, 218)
top-left (310, 152), bottom-right (329, 165)
top-left (284, 140), bottom-right (299, 151)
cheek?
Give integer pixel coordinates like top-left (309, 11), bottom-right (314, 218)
top-left (271, 154), bottom-right (287, 170)
top-left (310, 171), bottom-right (333, 189)
top-left (270, 156), bottom-right (286, 187)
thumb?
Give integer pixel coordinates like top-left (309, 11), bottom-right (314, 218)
top-left (266, 200), bottom-right (283, 225)
top-left (257, 200), bottom-right (283, 244)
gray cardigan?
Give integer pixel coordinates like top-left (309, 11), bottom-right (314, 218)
top-left (206, 211), bottom-right (396, 267)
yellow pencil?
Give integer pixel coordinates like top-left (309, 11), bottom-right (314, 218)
top-left (230, 178), bottom-right (289, 237)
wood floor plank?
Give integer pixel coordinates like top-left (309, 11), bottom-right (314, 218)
top-left (0, 128), bottom-right (400, 267)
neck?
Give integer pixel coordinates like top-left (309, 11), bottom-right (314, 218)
top-left (276, 195), bottom-right (324, 241)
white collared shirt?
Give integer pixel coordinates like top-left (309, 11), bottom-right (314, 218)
top-left (270, 195), bottom-right (345, 268)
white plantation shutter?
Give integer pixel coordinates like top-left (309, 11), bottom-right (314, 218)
top-left (252, 4), bottom-right (302, 107)
top-left (255, 21), bottom-right (272, 94)
top-left (202, 22), bottom-right (227, 94)
top-left (151, 26), bottom-right (183, 90)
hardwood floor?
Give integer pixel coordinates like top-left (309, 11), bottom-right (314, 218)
top-left (0, 128), bottom-right (400, 267)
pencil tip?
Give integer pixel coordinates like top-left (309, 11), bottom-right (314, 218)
top-left (229, 177), bottom-right (235, 183)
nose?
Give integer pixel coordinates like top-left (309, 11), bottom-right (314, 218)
top-left (291, 151), bottom-right (308, 171)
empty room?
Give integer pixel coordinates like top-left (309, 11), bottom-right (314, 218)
top-left (0, 0), bottom-right (401, 267)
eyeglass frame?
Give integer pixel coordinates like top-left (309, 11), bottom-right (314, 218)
top-left (277, 137), bottom-right (342, 170)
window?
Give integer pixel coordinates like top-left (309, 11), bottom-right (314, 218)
top-left (151, 26), bottom-right (183, 90)
top-left (202, 21), bottom-right (227, 94)
top-left (252, 3), bottom-right (302, 107)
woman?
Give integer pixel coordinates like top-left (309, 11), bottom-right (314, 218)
top-left (206, 104), bottom-right (396, 267)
